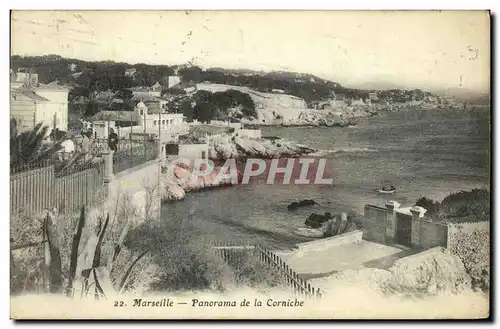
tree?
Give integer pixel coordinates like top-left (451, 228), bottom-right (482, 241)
top-left (415, 197), bottom-right (440, 215)
top-left (116, 89), bottom-right (134, 101)
top-left (10, 122), bottom-right (63, 170)
top-left (179, 66), bottom-right (203, 83)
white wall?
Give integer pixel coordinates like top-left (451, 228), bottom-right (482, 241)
top-left (93, 121), bottom-right (117, 139)
top-left (168, 76), bottom-right (181, 88)
top-left (11, 92), bottom-right (36, 133)
top-left (34, 89), bottom-right (69, 132)
top-left (141, 114), bottom-right (189, 135)
top-left (133, 90), bottom-right (162, 98)
top-left (178, 143), bottom-right (209, 159)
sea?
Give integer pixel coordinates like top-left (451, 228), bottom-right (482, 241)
top-left (161, 108), bottom-right (491, 249)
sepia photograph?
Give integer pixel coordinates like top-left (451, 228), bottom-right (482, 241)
top-left (8, 9), bottom-right (491, 320)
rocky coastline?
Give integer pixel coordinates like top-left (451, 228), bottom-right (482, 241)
top-left (161, 135), bottom-right (317, 202)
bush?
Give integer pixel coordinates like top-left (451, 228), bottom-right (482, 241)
top-left (415, 197), bottom-right (440, 215)
top-left (10, 193), bottom-right (159, 297)
top-left (414, 189), bottom-right (490, 222)
top-left (230, 252), bottom-right (286, 292)
top-left (440, 189), bottom-right (490, 221)
top-left (10, 214), bottom-right (45, 295)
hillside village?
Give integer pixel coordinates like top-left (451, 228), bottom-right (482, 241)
top-left (10, 54), bottom-right (465, 140)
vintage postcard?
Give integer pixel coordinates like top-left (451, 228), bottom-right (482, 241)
top-left (9, 10), bottom-right (491, 320)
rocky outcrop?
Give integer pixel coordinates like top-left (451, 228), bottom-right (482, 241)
top-left (243, 105), bottom-right (386, 127)
top-left (385, 247), bottom-right (472, 296)
top-left (282, 111), bottom-right (356, 127)
top-left (299, 212), bottom-right (357, 238)
top-left (310, 247), bottom-right (473, 297)
top-left (162, 182), bottom-right (186, 202)
top-left (209, 136), bottom-right (315, 160)
top-left (305, 212), bottom-right (333, 229)
top-left (323, 212), bottom-right (348, 237)
top-left (161, 162), bottom-right (241, 202)
top-left (287, 199), bottom-right (316, 211)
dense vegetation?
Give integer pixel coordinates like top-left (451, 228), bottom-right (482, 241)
top-left (10, 121), bottom-right (64, 170)
top-left (11, 54), bottom-right (349, 104)
top-left (191, 90), bottom-right (257, 123)
top-left (415, 188), bottom-right (490, 222)
top-left (12, 54), bottom-right (444, 124)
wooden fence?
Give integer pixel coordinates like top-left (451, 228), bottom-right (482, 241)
top-left (10, 163), bottom-right (106, 217)
top-left (211, 242), bottom-right (324, 299)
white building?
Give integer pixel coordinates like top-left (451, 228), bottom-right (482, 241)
top-left (134, 102), bottom-right (189, 137)
top-left (10, 83), bottom-right (69, 135)
top-left (68, 63), bottom-right (78, 72)
top-left (167, 76), bottom-right (181, 89)
top-left (13, 69), bottom-right (38, 87)
top-left (125, 68), bottom-right (137, 77)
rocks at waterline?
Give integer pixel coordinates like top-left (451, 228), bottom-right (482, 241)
top-left (160, 162), bottom-right (242, 202)
top-left (209, 136), bottom-right (316, 160)
top-left (304, 212), bottom-right (356, 237)
top-left (305, 212), bottom-right (333, 229)
top-left (287, 199), bottom-right (317, 211)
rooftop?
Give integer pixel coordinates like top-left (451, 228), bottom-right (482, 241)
top-left (132, 95), bottom-right (168, 102)
top-left (90, 110), bottom-right (139, 122)
top-left (35, 83), bottom-right (70, 91)
top-left (11, 88), bottom-right (50, 102)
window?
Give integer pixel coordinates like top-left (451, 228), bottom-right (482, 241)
top-left (140, 110), bottom-right (144, 115)
top-left (162, 120), bottom-right (165, 125)
top-left (153, 120), bottom-right (157, 126)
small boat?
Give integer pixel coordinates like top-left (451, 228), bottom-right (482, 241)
top-left (374, 186), bottom-right (396, 194)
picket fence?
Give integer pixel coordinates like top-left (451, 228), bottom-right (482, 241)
top-left (10, 162), bottom-right (106, 217)
top-left (211, 242), bottom-right (324, 299)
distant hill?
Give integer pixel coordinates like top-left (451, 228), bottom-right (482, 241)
top-left (434, 88), bottom-right (490, 105)
top-left (10, 54), bottom-right (439, 105)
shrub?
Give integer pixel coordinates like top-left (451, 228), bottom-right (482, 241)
top-left (440, 189), bottom-right (490, 221)
top-left (415, 197), bottom-right (440, 215)
top-left (230, 252), bottom-right (286, 292)
top-left (414, 189), bottom-right (490, 222)
top-left (124, 216), bottom-right (233, 292)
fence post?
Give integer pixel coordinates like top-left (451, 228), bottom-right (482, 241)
top-left (103, 151), bottom-right (114, 199)
top-left (103, 151), bottom-right (114, 182)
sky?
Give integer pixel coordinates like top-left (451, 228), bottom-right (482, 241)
top-left (11, 10), bottom-right (490, 93)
